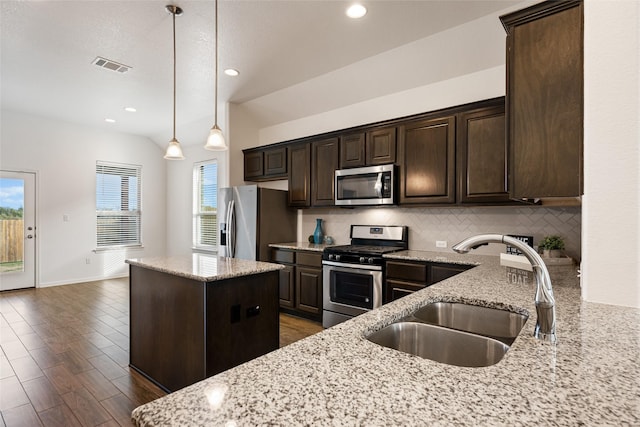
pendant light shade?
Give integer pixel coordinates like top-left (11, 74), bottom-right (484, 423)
top-left (164, 5), bottom-right (185, 160)
top-left (204, 0), bottom-right (228, 151)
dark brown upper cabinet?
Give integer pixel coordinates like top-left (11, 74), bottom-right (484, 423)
top-left (244, 150), bottom-right (264, 180)
top-left (243, 146), bottom-right (287, 181)
top-left (366, 127), bottom-right (397, 166)
top-left (288, 143), bottom-right (311, 207)
top-left (457, 98), bottom-right (510, 204)
top-left (339, 133), bottom-right (366, 169)
top-left (339, 127), bottom-right (396, 169)
top-left (311, 137), bottom-right (339, 207)
top-left (398, 115), bottom-right (456, 205)
top-left (501, 0), bottom-right (583, 200)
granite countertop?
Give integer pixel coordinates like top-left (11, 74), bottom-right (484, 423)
top-left (269, 241), bottom-right (334, 252)
top-left (131, 253), bottom-right (640, 426)
top-left (125, 254), bottom-right (284, 282)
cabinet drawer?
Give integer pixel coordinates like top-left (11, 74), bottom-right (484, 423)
top-left (386, 261), bottom-right (428, 283)
top-left (385, 279), bottom-right (427, 303)
top-left (271, 248), bottom-right (295, 264)
top-left (296, 251), bottom-right (322, 268)
top-left (430, 263), bottom-right (473, 284)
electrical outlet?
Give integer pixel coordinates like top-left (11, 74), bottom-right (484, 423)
top-left (436, 240), bottom-right (447, 248)
top-left (85, 258), bottom-right (91, 265)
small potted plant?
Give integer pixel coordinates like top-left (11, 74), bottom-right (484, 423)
top-left (539, 235), bottom-right (565, 258)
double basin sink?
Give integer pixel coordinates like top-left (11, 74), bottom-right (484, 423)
top-left (366, 302), bottom-right (528, 367)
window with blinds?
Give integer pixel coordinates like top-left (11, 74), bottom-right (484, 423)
top-left (96, 162), bottom-right (142, 249)
top-left (193, 161), bottom-right (217, 251)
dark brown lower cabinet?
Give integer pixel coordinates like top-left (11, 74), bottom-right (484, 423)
top-left (272, 248), bottom-right (323, 321)
top-left (385, 260), bottom-right (474, 303)
top-left (129, 265), bottom-right (279, 392)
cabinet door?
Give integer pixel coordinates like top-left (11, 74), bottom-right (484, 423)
top-left (502, 1), bottom-right (583, 198)
top-left (457, 101), bottom-right (510, 204)
top-left (244, 151), bottom-right (264, 180)
top-left (288, 143), bottom-right (311, 207)
top-left (398, 116), bottom-right (456, 204)
top-left (366, 127), bottom-right (396, 165)
top-left (296, 266), bottom-right (322, 315)
top-left (278, 265), bottom-right (295, 308)
top-left (265, 147), bottom-right (287, 177)
top-left (339, 133), bottom-right (366, 169)
top-left (312, 137), bottom-right (339, 207)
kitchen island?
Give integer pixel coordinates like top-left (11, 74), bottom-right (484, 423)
top-left (126, 254), bottom-right (284, 393)
top-left (131, 251), bottom-right (640, 425)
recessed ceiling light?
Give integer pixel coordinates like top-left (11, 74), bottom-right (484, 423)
top-left (224, 68), bottom-right (239, 77)
top-left (124, 107), bottom-right (137, 112)
top-left (105, 118), bottom-right (116, 123)
top-left (346, 4), bottom-right (367, 19)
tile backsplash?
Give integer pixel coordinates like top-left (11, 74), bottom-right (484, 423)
top-left (301, 205), bottom-right (582, 261)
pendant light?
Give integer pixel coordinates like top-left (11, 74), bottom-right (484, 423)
top-left (204, 0), bottom-right (228, 151)
top-left (164, 5), bottom-right (185, 160)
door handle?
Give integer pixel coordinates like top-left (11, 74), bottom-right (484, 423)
top-left (27, 235), bottom-right (34, 239)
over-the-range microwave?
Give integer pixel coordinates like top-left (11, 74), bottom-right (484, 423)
top-left (334, 164), bottom-right (396, 206)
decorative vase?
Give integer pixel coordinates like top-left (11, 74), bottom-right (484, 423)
top-left (313, 219), bottom-right (324, 244)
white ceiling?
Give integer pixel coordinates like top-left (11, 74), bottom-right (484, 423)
top-left (0, 0), bottom-right (523, 147)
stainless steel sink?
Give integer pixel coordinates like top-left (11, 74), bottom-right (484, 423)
top-left (367, 322), bottom-right (510, 367)
top-left (409, 302), bottom-right (528, 344)
top-left (366, 302), bottom-right (528, 367)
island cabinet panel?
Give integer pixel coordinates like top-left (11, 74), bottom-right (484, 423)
top-left (206, 272), bottom-right (279, 377)
top-left (457, 100), bottom-right (510, 204)
top-left (129, 265), bottom-right (279, 393)
top-left (501, 0), bottom-right (583, 199)
top-left (311, 137), bottom-right (339, 207)
top-left (288, 143), bottom-right (311, 207)
top-left (129, 266), bottom-right (206, 392)
top-left (398, 116), bottom-right (456, 205)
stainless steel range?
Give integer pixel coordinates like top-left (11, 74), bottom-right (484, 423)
top-left (322, 225), bottom-right (408, 328)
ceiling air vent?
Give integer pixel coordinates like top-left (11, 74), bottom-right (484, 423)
top-left (92, 56), bottom-right (131, 73)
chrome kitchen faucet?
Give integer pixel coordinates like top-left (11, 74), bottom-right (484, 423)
top-left (452, 234), bottom-right (557, 344)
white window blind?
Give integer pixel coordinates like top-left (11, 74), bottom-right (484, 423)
top-left (193, 161), bottom-right (217, 250)
top-left (96, 162), bottom-right (142, 249)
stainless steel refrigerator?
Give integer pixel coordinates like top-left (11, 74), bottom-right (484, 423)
top-left (218, 185), bottom-right (296, 261)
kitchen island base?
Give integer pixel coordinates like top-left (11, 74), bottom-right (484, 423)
top-left (129, 264), bottom-right (279, 393)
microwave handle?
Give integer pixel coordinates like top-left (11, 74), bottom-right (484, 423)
top-left (374, 173), bottom-right (383, 198)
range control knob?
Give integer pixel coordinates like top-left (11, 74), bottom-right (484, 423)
top-left (335, 254), bottom-right (341, 262)
top-left (359, 257), bottom-right (366, 263)
top-left (367, 257), bottom-right (375, 264)
top-left (328, 254), bottom-right (334, 260)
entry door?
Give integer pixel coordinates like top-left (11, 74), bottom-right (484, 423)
top-left (0, 171), bottom-right (36, 290)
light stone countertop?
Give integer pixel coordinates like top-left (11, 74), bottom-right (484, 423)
top-left (125, 254), bottom-right (284, 282)
top-left (269, 242), bottom-right (334, 252)
top-left (131, 252), bottom-right (640, 426)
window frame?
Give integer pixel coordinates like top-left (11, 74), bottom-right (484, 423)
top-left (95, 161), bottom-right (142, 250)
top-left (193, 160), bottom-right (218, 252)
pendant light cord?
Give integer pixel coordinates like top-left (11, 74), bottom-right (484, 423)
top-left (172, 7), bottom-right (177, 141)
top-left (214, 0), bottom-right (219, 127)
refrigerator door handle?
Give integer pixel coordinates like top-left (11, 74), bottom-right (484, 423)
top-left (228, 200), bottom-right (236, 258)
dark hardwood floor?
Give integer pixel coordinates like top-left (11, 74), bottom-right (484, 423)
top-left (0, 278), bottom-right (322, 426)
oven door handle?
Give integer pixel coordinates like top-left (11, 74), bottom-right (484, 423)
top-left (322, 260), bottom-right (382, 272)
